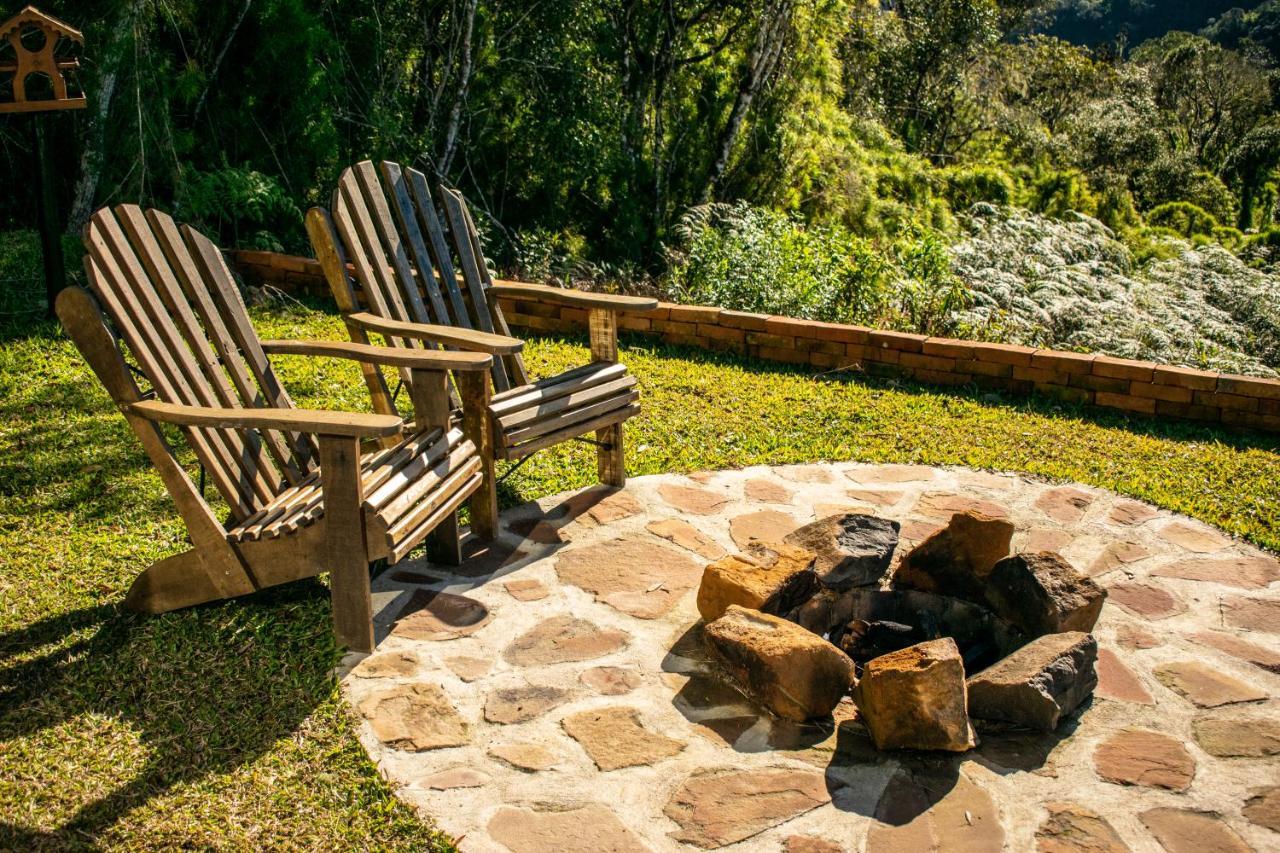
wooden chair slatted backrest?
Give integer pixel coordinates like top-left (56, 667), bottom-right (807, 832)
top-left (331, 160), bottom-right (529, 392)
top-left (83, 205), bottom-right (317, 522)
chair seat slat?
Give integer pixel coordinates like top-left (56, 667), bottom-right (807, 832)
top-left (502, 390), bottom-right (640, 447)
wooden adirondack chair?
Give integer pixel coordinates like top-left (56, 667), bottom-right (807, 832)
top-left (305, 161), bottom-right (658, 509)
top-left (59, 204), bottom-right (497, 652)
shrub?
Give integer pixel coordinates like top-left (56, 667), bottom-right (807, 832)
top-left (177, 165), bottom-right (301, 252)
top-left (1146, 202), bottom-right (1220, 239)
top-left (1031, 170), bottom-right (1098, 219)
top-left (942, 165), bottom-right (1015, 209)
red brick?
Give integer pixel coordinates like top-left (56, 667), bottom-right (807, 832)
top-left (667, 304), bottom-right (722, 324)
top-left (1031, 349), bottom-right (1096, 375)
top-left (863, 347), bottom-right (900, 365)
top-left (652, 319), bottom-right (697, 336)
top-left (664, 333), bottom-right (705, 348)
top-left (1217, 373), bottom-right (1280, 401)
top-left (234, 250), bottom-right (276, 266)
top-left (634, 303), bottom-right (671, 321)
top-left (1262, 399), bottom-right (1280, 416)
top-left (966, 359), bottom-right (1013, 379)
top-left (697, 324), bottom-right (746, 344)
top-left (1153, 365), bottom-right (1218, 391)
top-left (1155, 401), bottom-right (1221, 422)
top-left (797, 339), bottom-right (845, 356)
top-left (1095, 392), bottom-right (1157, 415)
top-left (1093, 356), bottom-right (1155, 382)
top-left (900, 352), bottom-right (957, 373)
top-left (804, 321), bottom-right (870, 345)
top-left (764, 316), bottom-right (815, 337)
top-left (747, 332), bottom-right (796, 349)
top-left (514, 300), bottom-right (562, 319)
top-left (1222, 410), bottom-right (1280, 431)
top-left (1129, 381), bottom-right (1193, 404)
top-left (757, 345), bottom-right (810, 365)
top-left (1194, 391), bottom-right (1259, 412)
top-left (971, 341), bottom-right (1035, 367)
top-left (914, 368), bottom-right (972, 386)
top-left (868, 330), bottom-right (928, 353)
top-left (1070, 373), bottom-right (1130, 394)
top-left (1037, 384), bottom-right (1093, 405)
top-left (922, 338), bottom-right (976, 360)
top-left (617, 315), bottom-right (652, 332)
top-left (505, 312), bottom-right (563, 332)
top-left (277, 254), bottom-right (314, 274)
top-left (1013, 365), bottom-right (1068, 385)
top-left (718, 310), bottom-right (770, 331)
top-left (845, 344), bottom-right (868, 362)
top-left (864, 361), bottom-right (907, 378)
top-left (808, 351), bottom-right (850, 369)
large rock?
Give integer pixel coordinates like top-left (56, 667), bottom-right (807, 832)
top-left (967, 632), bottom-right (1098, 731)
top-left (984, 552), bottom-right (1106, 636)
top-left (703, 605), bottom-right (856, 721)
top-left (783, 513), bottom-right (900, 590)
top-left (853, 638), bottom-right (976, 752)
top-left (893, 512), bottom-right (1014, 602)
top-left (696, 542), bottom-right (819, 622)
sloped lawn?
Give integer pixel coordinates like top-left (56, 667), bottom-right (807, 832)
top-left (2, 299), bottom-right (1278, 850)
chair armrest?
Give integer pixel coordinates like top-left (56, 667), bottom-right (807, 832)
top-left (127, 400), bottom-right (404, 438)
top-left (259, 338), bottom-right (493, 371)
top-left (488, 282), bottom-right (659, 312)
top-left (347, 312), bottom-right (523, 355)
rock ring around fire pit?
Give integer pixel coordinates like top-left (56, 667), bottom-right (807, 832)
top-left (342, 463), bottom-right (1279, 853)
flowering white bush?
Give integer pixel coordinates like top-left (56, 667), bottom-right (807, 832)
top-left (950, 205), bottom-right (1280, 377)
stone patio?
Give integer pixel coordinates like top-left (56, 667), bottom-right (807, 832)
top-left (339, 463), bottom-right (1280, 852)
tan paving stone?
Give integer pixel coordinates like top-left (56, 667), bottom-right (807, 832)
top-left (1035, 802), bottom-right (1131, 853)
top-left (728, 509), bottom-right (800, 548)
top-left (1095, 649), bottom-right (1155, 704)
top-left (1107, 581), bottom-right (1186, 620)
top-left (1108, 500), bottom-right (1159, 526)
top-left (1153, 555), bottom-right (1280, 589)
top-left (1223, 595), bottom-right (1280, 633)
top-left (847, 464), bottom-right (936, 483)
top-left (1094, 730), bottom-right (1195, 791)
top-left (1244, 785), bottom-right (1280, 832)
top-left (1192, 710), bottom-right (1280, 757)
top-left (502, 577), bottom-right (549, 601)
top-left (657, 483), bottom-right (732, 515)
top-left (1154, 660), bottom-right (1267, 707)
top-left (487, 804), bottom-right (649, 853)
top-left (358, 683), bottom-right (469, 751)
top-left (646, 517), bottom-right (727, 560)
top-left (1190, 630), bottom-right (1280, 673)
top-left (744, 477), bottom-right (792, 503)
top-left (1035, 486), bottom-right (1094, 523)
top-left (483, 684), bottom-right (572, 724)
top-left (580, 665), bottom-right (642, 695)
top-left (664, 767), bottom-right (830, 848)
top-left (1158, 520), bottom-right (1233, 553)
top-left (562, 706), bottom-right (686, 771)
top-left (503, 615), bottom-right (629, 666)
top-left (1139, 808), bottom-right (1252, 853)
top-left (488, 742), bottom-right (559, 772)
top-left (556, 537), bottom-right (702, 619)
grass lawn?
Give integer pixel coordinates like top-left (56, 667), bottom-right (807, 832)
top-left (3, 297), bottom-right (1278, 850)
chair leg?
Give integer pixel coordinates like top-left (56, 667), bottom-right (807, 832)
top-left (597, 422), bottom-right (626, 487)
top-left (319, 435), bottom-right (375, 654)
top-left (457, 371), bottom-right (499, 540)
top-left (425, 510), bottom-right (464, 565)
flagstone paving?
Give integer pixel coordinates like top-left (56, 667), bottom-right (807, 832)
top-left (339, 463), bottom-right (1280, 852)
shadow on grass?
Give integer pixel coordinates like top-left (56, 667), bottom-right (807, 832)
top-left (0, 581), bottom-right (337, 849)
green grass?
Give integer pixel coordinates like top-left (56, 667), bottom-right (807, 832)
top-left (2, 297), bottom-right (1278, 849)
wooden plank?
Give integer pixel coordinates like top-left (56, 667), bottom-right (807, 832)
top-left (405, 166), bottom-right (472, 328)
top-left (364, 429), bottom-right (458, 511)
top-left (597, 422), bottom-right (626, 487)
top-left (378, 161), bottom-right (452, 326)
top-left (491, 282), bottom-right (659, 311)
top-left (378, 444), bottom-right (478, 529)
top-left (489, 362), bottom-right (630, 416)
top-left (340, 168), bottom-right (416, 328)
top-left (352, 162), bottom-right (431, 326)
top-left (496, 375), bottom-right (637, 430)
top-left (503, 389), bottom-right (639, 446)
top-left (590, 307), bottom-right (620, 362)
top-left (439, 187), bottom-right (498, 333)
top-left (490, 360), bottom-right (604, 404)
top-left (408, 367), bottom-right (451, 434)
top-left (129, 400), bottom-right (404, 437)
top-left (387, 470), bottom-right (482, 563)
top-left (318, 435), bottom-right (375, 653)
top-left (456, 369), bottom-right (497, 539)
top-left (347, 311), bottom-right (523, 354)
top-left (506, 404), bottom-right (641, 461)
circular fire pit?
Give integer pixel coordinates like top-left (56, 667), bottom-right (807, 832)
top-left (342, 463), bottom-right (1279, 852)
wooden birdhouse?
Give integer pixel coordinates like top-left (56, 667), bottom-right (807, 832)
top-left (0, 5), bottom-right (86, 114)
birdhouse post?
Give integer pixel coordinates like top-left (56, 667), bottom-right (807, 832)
top-left (0, 5), bottom-right (87, 316)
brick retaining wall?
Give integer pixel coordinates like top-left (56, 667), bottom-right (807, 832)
top-left (232, 250), bottom-right (1280, 433)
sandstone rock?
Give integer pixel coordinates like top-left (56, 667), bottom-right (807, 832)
top-left (562, 706), bottom-right (686, 770)
top-left (1192, 711), bottom-right (1280, 757)
top-left (967, 632), bottom-right (1098, 731)
top-left (893, 511), bottom-right (1014, 601)
top-left (1223, 595), bottom-right (1280, 633)
top-left (696, 542), bottom-right (819, 622)
top-left (444, 655), bottom-right (491, 682)
top-left (704, 606), bottom-right (855, 720)
top-left (1158, 520), bottom-right (1231, 553)
top-left (984, 553), bottom-right (1106, 636)
top-left (584, 489), bottom-right (643, 524)
top-left (779, 464), bottom-right (833, 483)
top-left (646, 518), bottom-right (726, 560)
top-left (1087, 541), bottom-right (1150, 576)
top-left (1191, 630), bottom-right (1280, 674)
top-left (853, 638), bottom-right (975, 752)
top-left (848, 464), bottom-right (935, 483)
top-left (350, 650), bottom-right (418, 679)
top-left (390, 589), bottom-right (491, 641)
top-left (580, 666), bottom-right (642, 695)
top-left (865, 772), bottom-right (1003, 853)
top-left (1106, 581), bottom-right (1185, 620)
top-left (502, 578), bottom-right (548, 601)
top-left (1138, 808), bottom-right (1252, 853)
top-left (483, 684), bottom-right (572, 724)
top-left (846, 488), bottom-right (905, 507)
top-left (666, 670), bottom-right (756, 714)
top-left (744, 478), bottom-right (792, 503)
top-left (556, 538), bottom-right (703, 619)
top-left (690, 715), bottom-right (759, 745)
top-left (783, 835), bottom-right (844, 853)
top-left (729, 510), bottom-right (800, 548)
top-left (914, 493), bottom-right (1011, 520)
top-left (1093, 730), bottom-right (1195, 791)
top-left (1244, 785), bottom-right (1280, 832)
top-left (783, 513), bottom-right (900, 590)
top-left (1025, 528), bottom-right (1074, 554)
top-left (488, 742), bottom-right (559, 771)
top-left (422, 767), bottom-right (490, 789)
top-left (357, 683), bottom-right (469, 751)
top-left (503, 615), bottom-right (629, 666)
top-left (1035, 802), bottom-right (1131, 853)
top-left (1115, 624), bottom-right (1160, 650)
top-left (663, 767), bottom-right (830, 849)
top-left (508, 516), bottom-right (569, 544)
top-left (1094, 649), bottom-right (1154, 705)
top-left (1108, 500), bottom-right (1158, 526)
top-left (487, 804), bottom-right (648, 853)
top-left (1152, 555), bottom-right (1280, 589)
top-left (1035, 486), bottom-right (1094, 523)
top-left (658, 483), bottom-right (731, 515)
top-left (1153, 661), bottom-right (1267, 708)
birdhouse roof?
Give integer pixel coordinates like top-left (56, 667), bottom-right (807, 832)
top-left (0, 5), bottom-right (84, 46)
